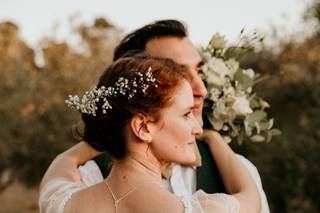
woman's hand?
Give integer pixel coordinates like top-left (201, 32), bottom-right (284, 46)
top-left (63, 142), bottom-right (104, 166)
top-left (198, 129), bottom-right (261, 213)
top-left (196, 129), bottom-right (225, 146)
top-left (40, 142), bottom-right (103, 190)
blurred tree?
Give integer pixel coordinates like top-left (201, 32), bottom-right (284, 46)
top-left (0, 17), bottom-right (121, 189)
top-left (232, 28), bottom-right (320, 213)
top-left (304, 0), bottom-right (320, 36)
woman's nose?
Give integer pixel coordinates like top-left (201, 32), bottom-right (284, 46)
top-left (191, 114), bottom-right (203, 135)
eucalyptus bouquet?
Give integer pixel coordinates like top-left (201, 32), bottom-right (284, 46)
top-left (200, 31), bottom-right (281, 144)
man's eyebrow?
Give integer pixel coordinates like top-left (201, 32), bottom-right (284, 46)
top-left (197, 61), bottom-right (204, 68)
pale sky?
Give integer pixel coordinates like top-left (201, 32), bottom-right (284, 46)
top-left (0, 0), bottom-right (309, 47)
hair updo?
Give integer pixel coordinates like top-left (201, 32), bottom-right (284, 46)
top-left (81, 54), bottom-right (189, 159)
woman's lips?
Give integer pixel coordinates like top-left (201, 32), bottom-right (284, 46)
top-left (188, 141), bottom-right (196, 145)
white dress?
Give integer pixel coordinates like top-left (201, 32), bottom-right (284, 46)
top-left (39, 155), bottom-right (268, 213)
top-left (39, 161), bottom-right (103, 213)
top-left (39, 162), bottom-right (240, 213)
top-left (181, 190), bottom-right (240, 212)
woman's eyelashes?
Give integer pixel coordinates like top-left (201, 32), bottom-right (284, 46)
top-left (184, 111), bottom-right (192, 119)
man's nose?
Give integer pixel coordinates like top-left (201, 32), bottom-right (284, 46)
top-left (192, 77), bottom-right (207, 98)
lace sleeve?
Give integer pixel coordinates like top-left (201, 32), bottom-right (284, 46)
top-left (236, 154), bottom-right (270, 213)
top-left (39, 160), bottom-right (104, 213)
top-left (39, 179), bottom-right (87, 213)
top-left (181, 190), bottom-right (240, 213)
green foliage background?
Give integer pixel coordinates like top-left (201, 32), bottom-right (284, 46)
top-left (1, 2), bottom-right (320, 212)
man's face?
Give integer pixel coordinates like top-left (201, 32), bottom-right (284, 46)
top-left (145, 37), bottom-right (207, 126)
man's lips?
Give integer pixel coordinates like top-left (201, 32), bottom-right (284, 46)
top-left (193, 98), bottom-right (203, 109)
top-left (193, 104), bottom-right (201, 111)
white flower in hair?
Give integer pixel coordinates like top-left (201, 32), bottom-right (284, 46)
top-left (65, 67), bottom-right (158, 116)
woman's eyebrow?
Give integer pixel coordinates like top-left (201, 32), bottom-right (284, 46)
top-left (184, 105), bottom-right (194, 111)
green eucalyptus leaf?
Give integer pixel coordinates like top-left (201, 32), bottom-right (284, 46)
top-left (228, 121), bottom-right (240, 136)
top-left (245, 110), bottom-right (267, 126)
top-left (234, 69), bottom-right (254, 90)
top-left (236, 130), bottom-right (245, 145)
top-left (250, 97), bottom-right (260, 109)
top-left (269, 128), bottom-right (282, 136)
top-left (208, 115), bottom-right (224, 130)
top-left (259, 118), bottom-right (274, 131)
top-left (255, 122), bottom-right (261, 134)
top-left (259, 99), bottom-right (270, 109)
top-left (244, 120), bottom-right (253, 136)
top-left (250, 135), bottom-right (265, 142)
top-left (266, 131), bottom-right (273, 143)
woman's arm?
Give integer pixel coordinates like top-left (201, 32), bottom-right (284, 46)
top-left (201, 130), bottom-right (261, 213)
top-left (39, 142), bottom-right (102, 190)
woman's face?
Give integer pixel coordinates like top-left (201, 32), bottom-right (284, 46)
top-left (150, 80), bottom-right (203, 165)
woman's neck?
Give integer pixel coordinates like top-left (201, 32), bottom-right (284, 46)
top-left (109, 151), bottom-right (164, 183)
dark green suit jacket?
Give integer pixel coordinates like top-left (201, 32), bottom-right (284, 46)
top-left (94, 140), bottom-right (225, 193)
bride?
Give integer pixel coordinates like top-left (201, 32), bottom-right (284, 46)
top-left (39, 54), bottom-right (260, 213)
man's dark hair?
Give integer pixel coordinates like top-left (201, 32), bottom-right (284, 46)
top-left (113, 19), bottom-right (188, 61)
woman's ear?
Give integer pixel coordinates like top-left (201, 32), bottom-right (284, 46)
top-left (131, 113), bottom-right (153, 143)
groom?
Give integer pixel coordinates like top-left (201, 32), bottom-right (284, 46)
top-left (86, 19), bottom-right (269, 212)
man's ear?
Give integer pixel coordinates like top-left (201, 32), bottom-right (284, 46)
top-left (131, 113), bottom-right (153, 143)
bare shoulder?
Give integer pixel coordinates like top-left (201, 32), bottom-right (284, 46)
top-left (124, 183), bottom-right (185, 213)
top-left (64, 182), bottom-right (114, 213)
top-left (63, 181), bottom-right (185, 213)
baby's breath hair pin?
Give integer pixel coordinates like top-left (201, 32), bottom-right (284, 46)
top-left (65, 67), bottom-right (157, 116)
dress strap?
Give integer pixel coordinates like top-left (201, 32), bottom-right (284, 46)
top-left (104, 180), bottom-right (162, 212)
